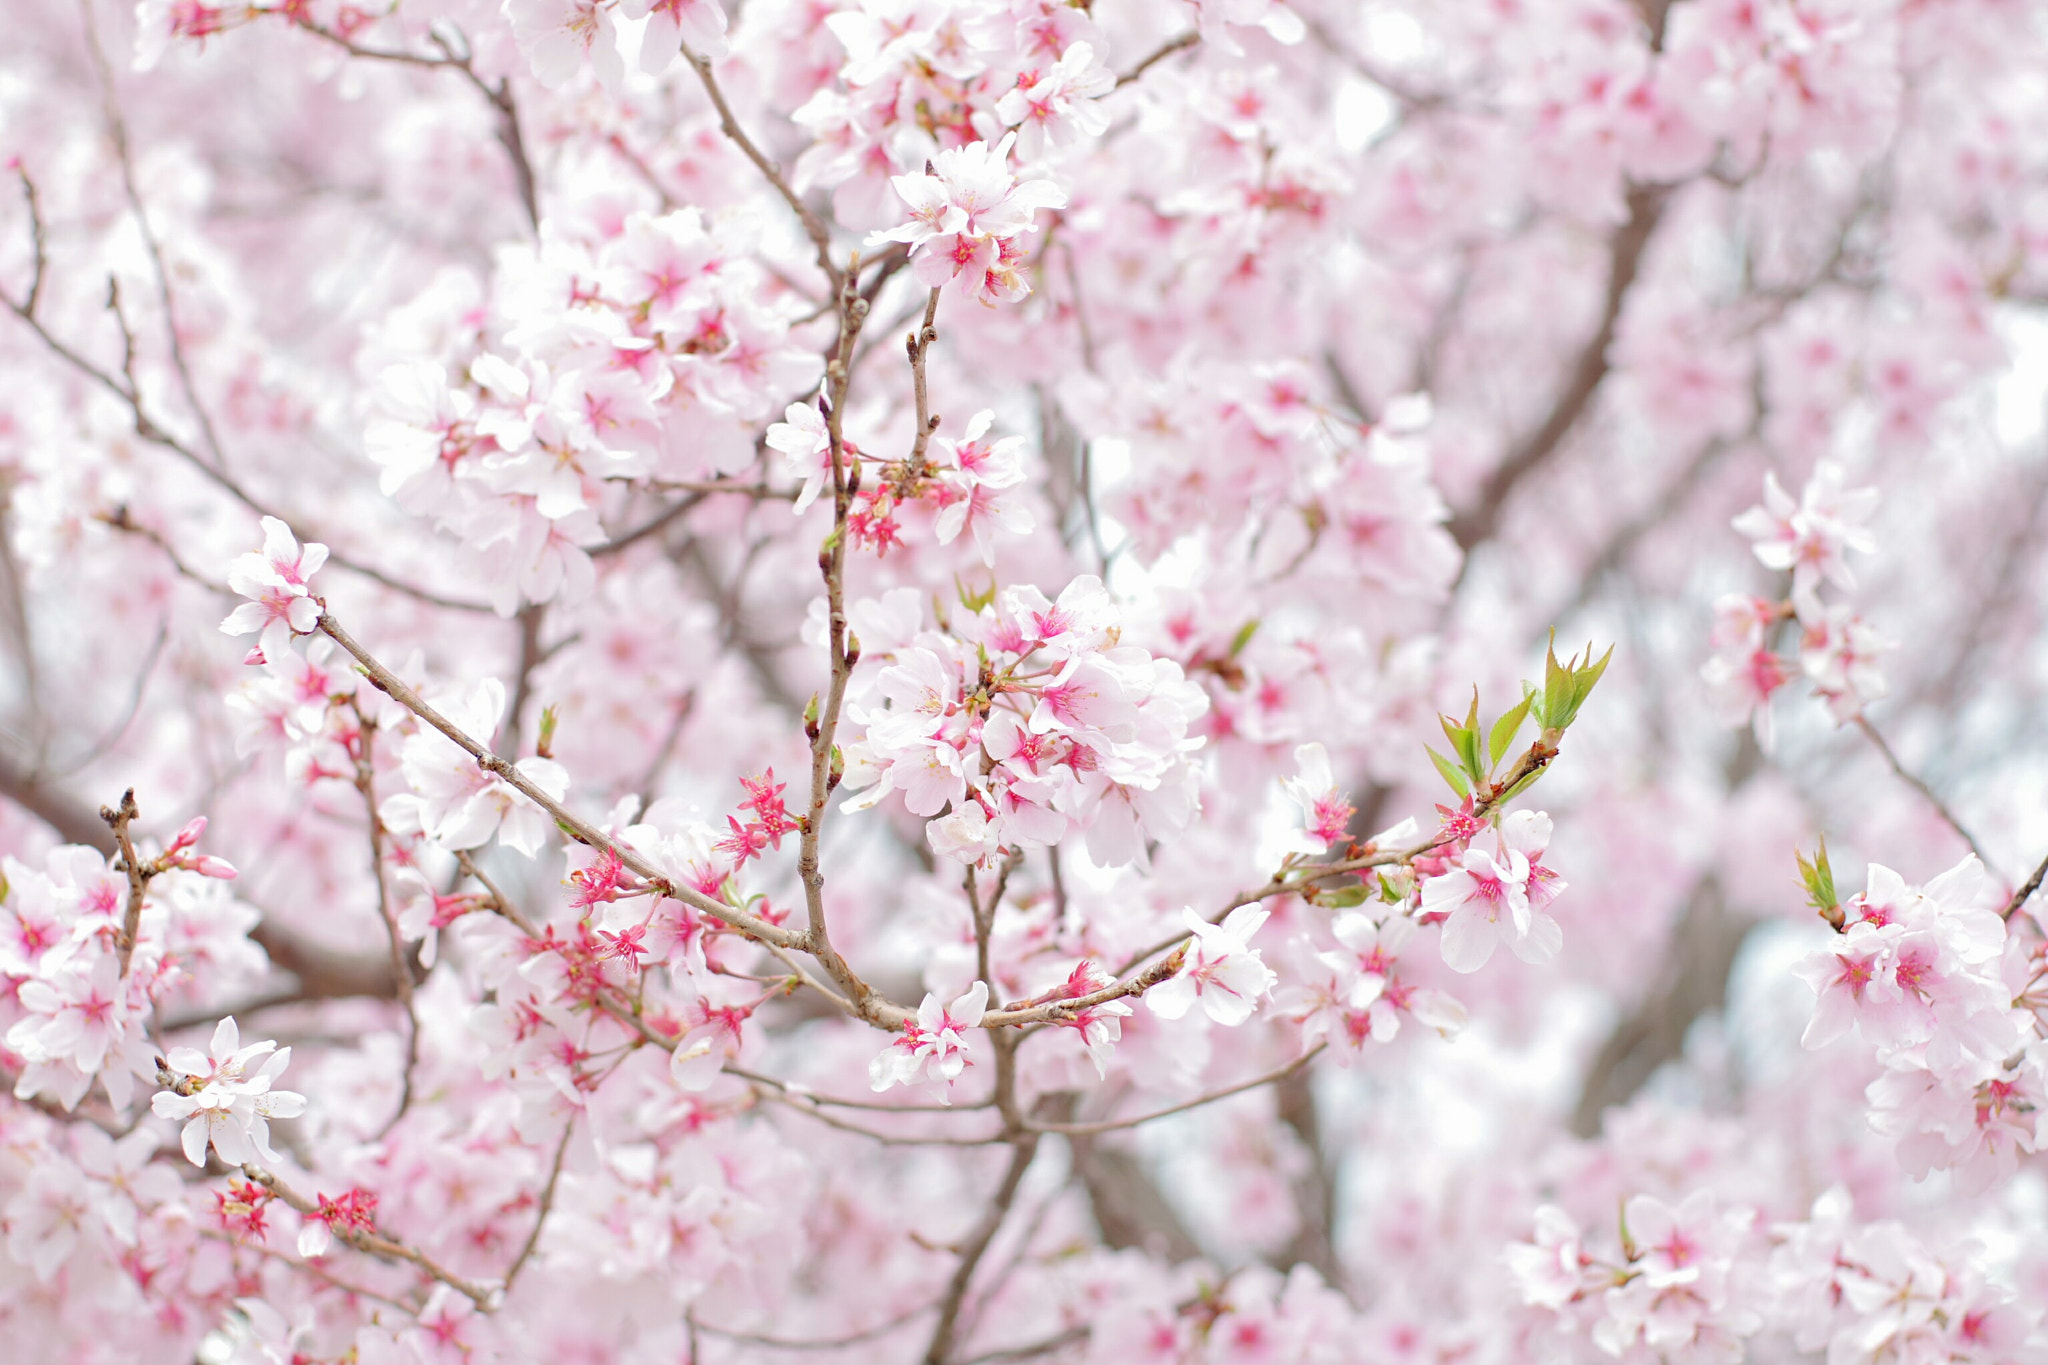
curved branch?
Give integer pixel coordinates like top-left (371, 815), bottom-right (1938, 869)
top-left (1450, 183), bottom-right (1669, 553)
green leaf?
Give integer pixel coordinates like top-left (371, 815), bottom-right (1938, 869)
top-left (1426, 745), bottom-right (1470, 798)
top-left (1540, 633), bottom-right (1567, 728)
top-left (1229, 618), bottom-right (1261, 658)
top-left (1318, 885), bottom-right (1370, 909)
top-left (1488, 694), bottom-right (1533, 768)
top-left (1568, 643), bottom-right (1616, 721)
top-left (1797, 837), bottom-right (1839, 921)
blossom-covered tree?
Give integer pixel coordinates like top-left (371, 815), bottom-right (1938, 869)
top-left (2, 0), bottom-right (2047, 1360)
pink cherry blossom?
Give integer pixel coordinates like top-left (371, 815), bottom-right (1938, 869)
top-left (1146, 906), bottom-right (1277, 1026)
top-left (870, 980), bottom-right (989, 1102)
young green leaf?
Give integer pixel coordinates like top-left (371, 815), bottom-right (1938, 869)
top-left (1488, 693), bottom-right (1533, 767)
top-left (1426, 745), bottom-right (1470, 798)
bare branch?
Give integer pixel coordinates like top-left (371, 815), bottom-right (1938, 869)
top-left (1854, 715), bottom-right (1998, 877)
top-left (501, 1118), bottom-right (574, 1292)
top-left (238, 1162), bottom-right (497, 1308)
top-left (1116, 32), bottom-right (1199, 88)
top-left (101, 789), bottom-right (148, 978)
top-left (921, 1138), bottom-right (1041, 1365)
top-left (683, 46), bottom-right (840, 287)
top-left (2004, 850), bottom-right (2048, 923)
top-left (1449, 183), bottom-right (1670, 553)
top-left (1027, 1047), bottom-right (1325, 1137)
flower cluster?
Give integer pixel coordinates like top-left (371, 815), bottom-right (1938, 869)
top-left (839, 577), bottom-right (1209, 869)
top-left (1795, 855), bottom-right (2044, 1192)
top-left (712, 770), bottom-right (799, 866)
top-left (766, 403), bottom-right (1036, 561)
top-left (1512, 1193), bottom-right (1762, 1361)
top-left (1416, 809), bottom-right (1566, 974)
top-left (871, 135), bottom-right (1067, 305)
top-left (1705, 462), bottom-right (1890, 747)
top-left (505, 0), bottom-right (733, 88)
top-left (1279, 911), bottom-right (1467, 1055)
top-left (793, 1), bottom-right (1113, 229)
top-left (219, 517), bottom-right (327, 663)
top-left (366, 208), bottom-right (816, 613)
top-left (150, 1016), bottom-right (307, 1167)
top-left (5, 839), bottom-right (256, 1113)
top-left (870, 980), bottom-right (988, 1102)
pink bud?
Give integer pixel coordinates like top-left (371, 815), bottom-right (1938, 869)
top-left (191, 855), bottom-right (238, 880)
top-left (167, 816), bottom-right (209, 853)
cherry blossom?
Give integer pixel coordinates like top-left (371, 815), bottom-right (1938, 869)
top-left (1146, 906), bottom-right (1277, 1027)
top-left (1421, 812), bottom-right (1565, 973)
top-left (381, 678), bottom-right (571, 856)
top-left (150, 1017), bottom-right (307, 1167)
top-left (7, 0), bottom-right (2048, 1355)
top-left (871, 134), bottom-right (1067, 305)
top-left (870, 981), bottom-right (989, 1102)
top-left (220, 517), bottom-right (327, 660)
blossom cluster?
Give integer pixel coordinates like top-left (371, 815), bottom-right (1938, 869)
top-left (1796, 855), bottom-right (2046, 1193)
top-left (150, 1016), bottom-right (307, 1168)
top-left (1705, 462), bottom-right (1891, 747)
top-left (792, 0), bottom-right (1115, 231)
top-left (4, 835), bottom-right (256, 1113)
top-left (839, 576), bottom-right (1209, 869)
top-left (1511, 1186), bottom-right (2048, 1364)
top-left (366, 207), bottom-right (817, 613)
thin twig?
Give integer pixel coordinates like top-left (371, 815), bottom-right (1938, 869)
top-left (683, 46), bottom-right (840, 287)
top-left (1854, 715), bottom-right (1999, 876)
top-left (102, 789), bottom-right (148, 977)
top-left (354, 712), bottom-right (419, 1141)
top-left (318, 611), bottom-right (832, 962)
top-left (693, 1299), bottom-right (937, 1351)
top-left (1116, 32), bottom-right (1199, 88)
top-left (1027, 1046), bottom-right (1327, 1137)
top-left (502, 1118), bottom-right (575, 1292)
top-left (921, 1138), bottom-right (1041, 1365)
top-left (2003, 850), bottom-right (2048, 923)
top-left (239, 1163), bottom-right (496, 1308)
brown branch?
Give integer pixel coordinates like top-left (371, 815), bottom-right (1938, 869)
top-left (1272, 1065), bottom-right (1342, 1287)
top-left (318, 608), bottom-right (833, 963)
top-left (293, 19), bottom-right (539, 231)
top-left (101, 789), bottom-right (148, 977)
top-left (353, 713), bottom-right (419, 1140)
top-left (1116, 32), bottom-right (1198, 88)
top-left (1062, 1117), bottom-right (1203, 1262)
top-left (501, 1118), bottom-right (574, 1292)
top-left (793, 263), bottom-right (901, 1027)
top-left (593, 491), bottom-right (704, 557)
top-left (2005, 850), bottom-right (2048, 923)
top-left (80, 0), bottom-right (230, 470)
top-left (921, 1137), bottom-right (1041, 1365)
top-left (693, 1300), bottom-right (936, 1351)
top-left (682, 46), bottom-right (840, 287)
top-left (1449, 183), bottom-right (1669, 552)
top-left (502, 604), bottom-right (546, 759)
top-left (0, 749), bottom-right (118, 850)
top-left (238, 1162), bottom-right (496, 1308)
top-left (1853, 715), bottom-right (1998, 876)
top-left (1027, 1047), bottom-right (1325, 1137)
top-left (1569, 877), bottom-right (1749, 1136)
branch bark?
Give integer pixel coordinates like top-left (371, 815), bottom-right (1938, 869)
top-left (1450, 183), bottom-right (1669, 553)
